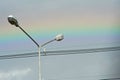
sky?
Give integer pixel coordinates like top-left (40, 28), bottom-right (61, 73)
top-left (0, 0), bottom-right (120, 80)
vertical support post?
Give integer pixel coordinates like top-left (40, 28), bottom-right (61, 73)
top-left (38, 46), bottom-right (42, 80)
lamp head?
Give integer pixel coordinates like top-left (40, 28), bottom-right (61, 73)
top-left (8, 15), bottom-right (19, 27)
top-left (55, 34), bottom-right (64, 41)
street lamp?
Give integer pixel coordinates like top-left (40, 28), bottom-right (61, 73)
top-left (7, 15), bottom-right (64, 80)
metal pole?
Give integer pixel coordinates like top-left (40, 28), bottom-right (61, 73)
top-left (38, 46), bottom-right (42, 80)
top-left (41, 39), bottom-right (55, 47)
top-left (17, 26), bottom-right (56, 80)
top-left (18, 26), bottom-right (39, 48)
top-left (17, 26), bottom-right (41, 80)
top-left (8, 16), bottom-right (63, 80)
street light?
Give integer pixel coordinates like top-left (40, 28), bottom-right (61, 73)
top-left (7, 15), bottom-right (64, 80)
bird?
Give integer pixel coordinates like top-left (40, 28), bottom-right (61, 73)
top-left (8, 15), bottom-right (19, 27)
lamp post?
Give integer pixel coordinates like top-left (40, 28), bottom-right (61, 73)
top-left (7, 15), bottom-right (64, 80)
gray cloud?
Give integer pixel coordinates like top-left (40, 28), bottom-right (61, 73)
top-left (0, 68), bottom-right (31, 80)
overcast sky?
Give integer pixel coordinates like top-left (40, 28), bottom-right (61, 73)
top-left (0, 0), bottom-right (120, 80)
